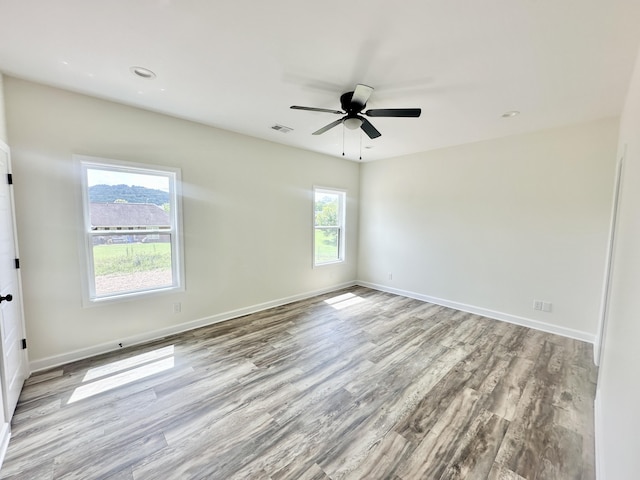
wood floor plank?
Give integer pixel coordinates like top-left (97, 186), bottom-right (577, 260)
top-left (1, 287), bottom-right (596, 479)
top-left (394, 362), bottom-right (477, 445)
top-left (272, 461), bottom-right (330, 480)
top-left (342, 431), bottom-right (412, 480)
top-left (53, 432), bottom-right (167, 480)
top-left (487, 464), bottom-right (528, 480)
top-left (439, 410), bottom-right (510, 480)
top-left (493, 340), bottom-right (588, 480)
top-left (485, 355), bottom-right (536, 422)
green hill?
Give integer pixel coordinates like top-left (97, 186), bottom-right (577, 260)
top-left (89, 184), bottom-right (169, 205)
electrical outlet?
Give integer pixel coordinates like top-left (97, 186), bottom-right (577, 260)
top-left (388, 272), bottom-right (393, 281)
top-left (173, 302), bottom-right (181, 314)
top-left (533, 300), bottom-right (552, 312)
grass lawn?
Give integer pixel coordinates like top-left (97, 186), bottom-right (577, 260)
top-left (93, 242), bottom-right (171, 276)
top-left (315, 229), bottom-right (339, 264)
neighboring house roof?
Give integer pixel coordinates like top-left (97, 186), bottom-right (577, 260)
top-left (90, 203), bottom-right (170, 228)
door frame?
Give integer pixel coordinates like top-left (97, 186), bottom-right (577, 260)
top-left (594, 148), bottom-right (626, 367)
top-left (0, 139), bottom-right (29, 466)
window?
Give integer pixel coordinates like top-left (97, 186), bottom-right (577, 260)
top-left (78, 156), bottom-right (184, 302)
top-left (314, 187), bottom-right (346, 266)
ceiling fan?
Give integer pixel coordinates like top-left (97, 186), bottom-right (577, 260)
top-left (291, 84), bottom-right (421, 139)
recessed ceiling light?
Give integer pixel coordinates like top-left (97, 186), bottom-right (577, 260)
top-left (130, 66), bottom-right (156, 80)
top-left (502, 110), bottom-right (520, 118)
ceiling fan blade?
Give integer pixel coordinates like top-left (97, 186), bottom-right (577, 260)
top-left (365, 108), bottom-right (422, 117)
top-left (360, 118), bottom-right (381, 139)
top-left (291, 106), bottom-right (344, 114)
top-left (351, 84), bottom-right (374, 108)
top-left (312, 118), bottom-right (344, 135)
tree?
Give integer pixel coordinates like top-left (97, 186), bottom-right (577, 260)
top-left (315, 201), bottom-right (337, 226)
top-left (315, 198), bottom-right (338, 243)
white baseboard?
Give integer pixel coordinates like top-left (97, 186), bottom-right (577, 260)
top-left (29, 281), bottom-right (356, 372)
top-left (0, 423), bottom-right (10, 471)
top-left (356, 281), bottom-right (596, 344)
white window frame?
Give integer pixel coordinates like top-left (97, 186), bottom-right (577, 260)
top-left (77, 155), bottom-right (185, 304)
top-left (313, 186), bottom-right (346, 267)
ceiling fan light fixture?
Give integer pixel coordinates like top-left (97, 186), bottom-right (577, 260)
top-left (343, 117), bottom-right (363, 130)
top-left (501, 110), bottom-right (520, 118)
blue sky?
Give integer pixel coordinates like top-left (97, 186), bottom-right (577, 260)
top-left (87, 168), bottom-right (169, 192)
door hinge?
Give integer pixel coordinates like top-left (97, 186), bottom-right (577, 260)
top-left (21, 339), bottom-right (27, 350)
top-left (7, 173), bottom-right (12, 185)
top-left (15, 258), bottom-right (20, 269)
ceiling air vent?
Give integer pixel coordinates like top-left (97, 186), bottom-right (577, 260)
top-left (271, 124), bottom-right (293, 133)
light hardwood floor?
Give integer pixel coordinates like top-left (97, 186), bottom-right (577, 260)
top-left (0, 287), bottom-right (597, 479)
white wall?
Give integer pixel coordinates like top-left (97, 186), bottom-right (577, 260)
top-left (0, 74), bottom-right (7, 144)
top-left (4, 77), bottom-right (359, 369)
top-left (358, 118), bottom-right (618, 340)
top-left (596, 45), bottom-right (640, 480)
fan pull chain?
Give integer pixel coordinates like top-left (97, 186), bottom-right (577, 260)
top-left (342, 125), bottom-right (345, 156)
top-left (359, 131), bottom-right (363, 161)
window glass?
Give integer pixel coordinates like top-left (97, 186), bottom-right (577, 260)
top-left (314, 188), bottom-right (345, 266)
top-left (79, 157), bottom-right (183, 302)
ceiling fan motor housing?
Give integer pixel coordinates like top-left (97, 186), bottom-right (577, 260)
top-left (340, 91), bottom-right (365, 114)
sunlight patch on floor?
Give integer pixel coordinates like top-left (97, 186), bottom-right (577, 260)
top-left (324, 292), bottom-right (366, 310)
top-left (68, 346), bottom-right (175, 404)
top-left (83, 345), bottom-right (175, 382)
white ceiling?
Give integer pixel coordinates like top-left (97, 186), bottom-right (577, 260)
top-left (1, 0), bottom-right (639, 161)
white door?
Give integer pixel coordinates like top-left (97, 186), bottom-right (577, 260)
top-left (0, 141), bottom-right (27, 419)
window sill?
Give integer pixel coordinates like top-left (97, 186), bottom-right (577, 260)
top-left (82, 284), bottom-right (184, 308)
